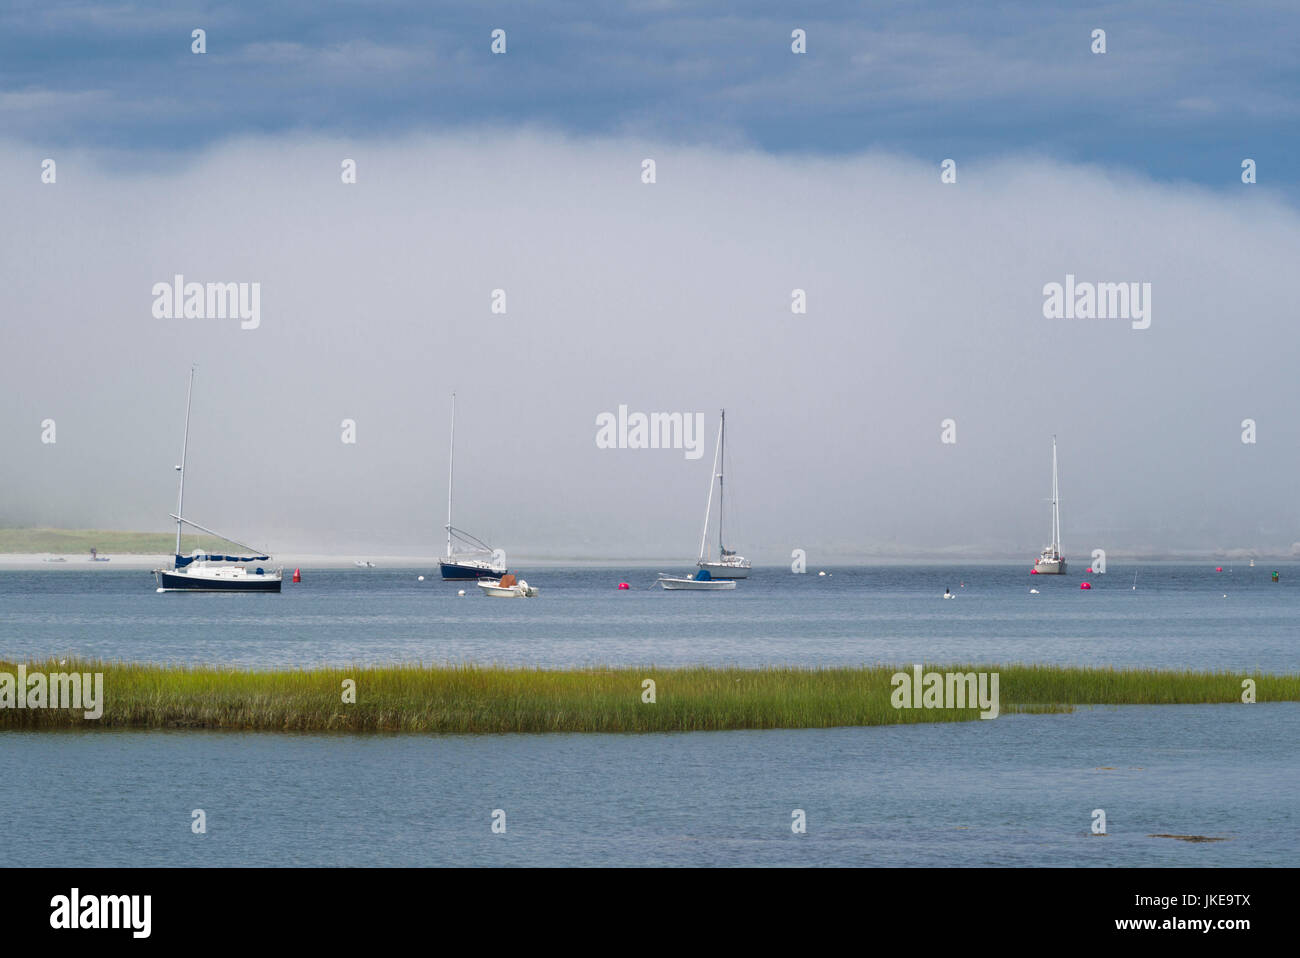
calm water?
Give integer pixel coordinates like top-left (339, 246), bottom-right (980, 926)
top-left (1, 563), bottom-right (1295, 866)
top-left (0, 563), bottom-right (1295, 669)
top-left (1, 704), bottom-right (1295, 866)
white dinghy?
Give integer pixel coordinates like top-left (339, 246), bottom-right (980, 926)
top-left (657, 569), bottom-right (736, 591)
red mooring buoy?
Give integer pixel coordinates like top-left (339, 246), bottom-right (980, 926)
top-left (617, 582), bottom-right (630, 590)
top-left (292, 568), bottom-right (301, 583)
top-left (1080, 581), bottom-right (1091, 589)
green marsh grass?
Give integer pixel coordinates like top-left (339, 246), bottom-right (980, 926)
top-left (1, 661), bottom-right (1294, 734)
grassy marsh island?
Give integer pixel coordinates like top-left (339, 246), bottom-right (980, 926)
top-left (0, 662), bottom-right (1293, 733)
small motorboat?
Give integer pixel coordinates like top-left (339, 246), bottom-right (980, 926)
top-left (477, 573), bottom-right (539, 597)
top-left (657, 569), bottom-right (736, 590)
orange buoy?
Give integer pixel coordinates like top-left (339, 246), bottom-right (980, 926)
top-left (292, 568), bottom-right (301, 583)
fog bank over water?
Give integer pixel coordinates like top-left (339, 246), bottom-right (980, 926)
top-left (2, 134), bottom-right (1297, 560)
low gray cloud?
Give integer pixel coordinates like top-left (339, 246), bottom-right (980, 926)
top-left (2, 132), bottom-right (1296, 559)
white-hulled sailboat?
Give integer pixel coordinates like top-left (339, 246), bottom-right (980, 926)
top-left (695, 409), bottom-right (751, 579)
top-left (154, 366), bottom-right (282, 593)
top-left (436, 393), bottom-right (506, 580)
top-left (1032, 436), bottom-right (1066, 575)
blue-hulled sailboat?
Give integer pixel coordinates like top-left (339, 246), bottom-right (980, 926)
top-left (437, 393), bottom-right (506, 580)
top-left (153, 366), bottom-right (282, 593)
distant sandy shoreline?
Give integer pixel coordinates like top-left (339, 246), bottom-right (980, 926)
top-left (0, 554), bottom-right (752, 569)
top-left (1, 553), bottom-right (1295, 570)
top-left (0, 554), bottom-right (444, 570)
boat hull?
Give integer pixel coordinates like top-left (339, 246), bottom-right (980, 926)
top-left (439, 559), bottom-right (505, 580)
top-left (1033, 559), bottom-right (1066, 575)
top-left (155, 569), bottom-right (282, 592)
top-left (697, 562), bottom-right (750, 579)
top-left (659, 577), bottom-right (736, 590)
top-left (477, 581), bottom-right (539, 597)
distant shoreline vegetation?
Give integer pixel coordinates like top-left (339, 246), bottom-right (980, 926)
top-left (0, 662), bottom-right (1291, 734)
top-left (0, 528), bottom-right (226, 555)
top-left (0, 528), bottom-right (1295, 562)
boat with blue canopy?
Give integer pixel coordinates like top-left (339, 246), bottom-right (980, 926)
top-left (152, 366), bottom-right (283, 593)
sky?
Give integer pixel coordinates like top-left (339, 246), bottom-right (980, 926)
top-left (1, 1), bottom-right (1298, 560)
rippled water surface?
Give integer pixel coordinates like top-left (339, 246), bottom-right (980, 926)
top-left (1, 563), bottom-right (1295, 669)
top-left (1, 704), bottom-right (1294, 866)
top-left (2, 563), bottom-right (1295, 866)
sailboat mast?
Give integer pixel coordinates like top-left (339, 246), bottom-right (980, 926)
top-left (446, 393), bottom-right (455, 558)
top-left (717, 409), bottom-right (725, 559)
top-left (174, 365), bottom-right (196, 557)
top-left (698, 417), bottom-right (723, 563)
top-left (1045, 434), bottom-right (1055, 548)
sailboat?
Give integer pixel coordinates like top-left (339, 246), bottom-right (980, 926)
top-left (436, 393), bottom-right (506, 580)
top-left (1032, 436), bottom-right (1066, 575)
top-left (154, 367), bottom-right (282, 593)
top-left (695, 409), bottom-right (751, 579)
